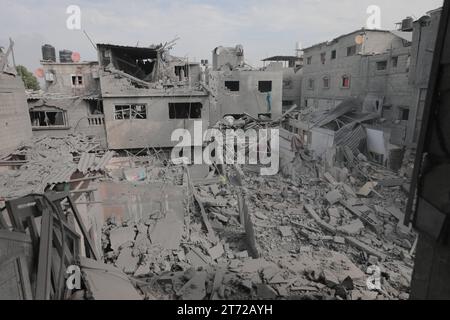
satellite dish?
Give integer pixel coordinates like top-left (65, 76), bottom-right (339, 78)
top-left (35, 68), bottom-right (44, 78)
top-left (355, 35), bottom-right (364, 45)
top-left (71, 51), bottom-right (81, 62)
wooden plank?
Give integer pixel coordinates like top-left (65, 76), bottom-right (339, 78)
top-left (35, 208), bottom-right (53, 300)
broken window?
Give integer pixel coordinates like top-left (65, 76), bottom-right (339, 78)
top-left (114, 104), bottom-right (147, 120)
top-left (169, 102), bottom-right (202, 119)
top-left (71, 75), bottom-right (83, 87)
top-left (342, 75), bottom-right (350, 88)
top-left (308, 79), bottom-right (315, 90)
top-left (376, 61), bottom-right (388, 71)
top-left (331, 50), bottom-right (337, 60)
top-left (88, 100), bottom-right (104, 115)
top-left (30, 107), bottom-right (68, 128)
top-left (306, 57), bottom-right (312, 65)
top-left (175, 65), bottom-right (189, 80)
top-left (320, 52), bottom-right (326, 64)
top-left (224, 81), bottom-right (240, 92)
top-left (347, 45), bottom-right (357, 57)
top-left (258, 81), bottom-right (272, 93)
top-left (323, 77), bottom-right (330, 89)
top-left (398, 107), bottom-right (410, 121)
top-left (282, 100), bottom-right (294, 107)
top-left (392, 56), bottom-right (399, 68)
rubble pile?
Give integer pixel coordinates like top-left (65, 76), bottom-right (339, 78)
top-left (97, 144), bottom-right (415, 300)
top-left (0, 134), bottom-right (100, 199)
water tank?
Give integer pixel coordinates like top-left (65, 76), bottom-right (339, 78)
top-left (401, 17), bottom-right (414, 32)
top-left (41, 44), bottom-right (56, 62)
top-left (59, 50), bottom-right (73, 63)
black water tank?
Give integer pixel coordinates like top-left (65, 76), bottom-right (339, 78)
top-left (59, 50), bottom-right (73, 63)
top-left (41, 44), bottom-right (56, 62)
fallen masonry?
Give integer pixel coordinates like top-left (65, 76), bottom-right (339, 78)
top-left (0, 125), bottom-right (416, 300)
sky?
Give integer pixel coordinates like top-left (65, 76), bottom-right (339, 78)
top-left (0, 0), bottom-right (443, 74)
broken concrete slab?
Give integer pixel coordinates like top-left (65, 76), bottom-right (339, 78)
top-left (337, 219), bottom-right (364, 235)
top-left (256, 284), bottom-right (278, 299)
top-left (115, 247), bottom-right (139, 274)
top-left (304, 204), bottom-right (336, 234)
top-left (109, 227), bottom-right (136, 251)
top-left (357, 182), bottom-right (378, 197)
top-left (80, 258), bottom-right (142, 300)
top-left (178, 271), bottom-right (208, 300)
top-left (386, 206), bottom-right (405, 221)
top-left (325, 190), bottom-right (343, 205)
top-left (345, 237), bottom-right (387, 261)
top-left (186, 248), bottom-right (211, 269)
top-left (208, 243), bottom-right (225, 261)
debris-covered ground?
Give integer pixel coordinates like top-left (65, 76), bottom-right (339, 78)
top-left (100, 148), bottom-right (415, 300)
top-left (0, 133), bottom-right (416, 300)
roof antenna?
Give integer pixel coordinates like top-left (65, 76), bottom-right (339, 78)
top-left (83, 30), bottom-right (97, 51)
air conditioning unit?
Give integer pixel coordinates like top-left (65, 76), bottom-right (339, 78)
top-left (45, 72), bottom-right (54, 82)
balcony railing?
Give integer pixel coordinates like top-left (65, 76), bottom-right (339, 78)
top-left (88, 115), bottom-right (105, 126)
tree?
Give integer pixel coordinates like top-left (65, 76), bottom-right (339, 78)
top-left (16, 65), bottom-right (40, 91)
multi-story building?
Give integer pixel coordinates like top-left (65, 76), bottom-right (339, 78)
top-left (262, 55), bottom-right (303, 112)
top-left (208, 45), bottom-right (283, 123)
top-left (27, 45), bottom-right (106, 146)
top-left (408, 8), bottom-right (442, 146)
top-left (97, 43), bottom-right (210, 149)
top-left (0, 39), bottom-right (32, 153)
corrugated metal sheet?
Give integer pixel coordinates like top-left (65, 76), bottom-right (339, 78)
top-left (78, 153), bottom-right (97, 174)
top-left (335, 125), bottom-right (367, 154)
top-left (46, 165), bottom-right (77, 185)
top-left (93, 151), bottom-right (114, 172)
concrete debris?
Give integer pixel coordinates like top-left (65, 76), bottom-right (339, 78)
top-left (109, 226), bottom-right (136, 251)
top-left (0, 104), bottom-right (416, 301)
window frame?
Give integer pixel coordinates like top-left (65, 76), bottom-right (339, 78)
top-left (308, 78), bottom-right (315, 90)
top-left (71, 74), bottom-right (84, 88)
top-left (376, 60), bottom-right (388, 71)
top-left (224, 81), bottom-right (240, 92)
top-left (322, 76), bottom-right (330, 89)
top-left (347, 45), bottom-right (357, 57)
top-left (258, 81), bottom-right (272, 93)
top-left (168, 102), bottom-right (203, 120)
top-left (114, 104), bottom-right (147, 120)
top-left (341, 75), bottom-right (351, 88)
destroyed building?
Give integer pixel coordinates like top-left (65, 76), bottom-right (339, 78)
top-left (285, 10), bottom-right (442, 169)
top-left (262, 55), bottom-right (303, 112)
top-left (0, 39), bottom-right (33, 154)
top-left (1, 2), bottom-right (449, 301)
top-left (208, 45), bottom-right (283, 122)
top-left (97, 43), bottom-right (210, 149)
top-left (27, 45), bottom-right (106, 147)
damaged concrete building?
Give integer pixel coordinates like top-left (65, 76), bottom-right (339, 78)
top-left (97, 43), bottom-right (210, 149)
top-left (286, 10), bottom-right (442, 170)
top-left (262, 55), bottom-right (303, 111)
top-left (208, 45), bottom-right (283, 122)
top-left (0, 39), bottom-right (33, 154)
top-left (27, 46), bottom-right (106, 146)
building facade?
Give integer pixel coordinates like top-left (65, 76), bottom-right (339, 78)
top-left (0, 40), bottom-right (32, 153)
top-left (27, 53), bottom-right (106, 146)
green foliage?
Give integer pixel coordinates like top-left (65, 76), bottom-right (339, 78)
top-left (16, 65), bottom-right (40, 90)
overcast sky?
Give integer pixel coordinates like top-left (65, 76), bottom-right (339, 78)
top-left (0, 0), bottom-right (443, 74)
